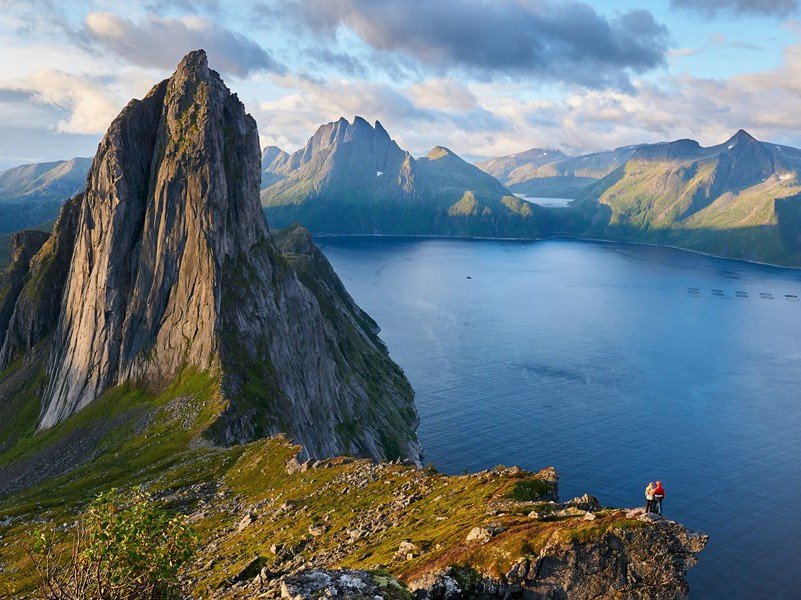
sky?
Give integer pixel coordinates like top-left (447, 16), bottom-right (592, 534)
top-left (2, 0), bottom-right (801, 170)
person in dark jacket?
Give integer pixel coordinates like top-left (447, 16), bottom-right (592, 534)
top-left (652, 481), bottom-right (665, 514)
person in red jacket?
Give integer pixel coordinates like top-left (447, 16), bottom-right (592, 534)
top-left (652, 481), bottom-right (665, 515)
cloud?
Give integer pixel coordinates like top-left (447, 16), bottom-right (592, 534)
top-left (254, 34), bottom-right (801, 161)
top-left (253, 75), bottom-right (507, 153)
top-left (81, 12), bottom-right (284, 77)
top-left (279, 0), bottom-right (669, 90)
top-left (671, 0), bottom-right (798, 17)
top-left (2, 70), bottom-right (120, 134)
top-left (668, 48), bottom-right (699, 58)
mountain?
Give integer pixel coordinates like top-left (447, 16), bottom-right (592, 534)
top-left (260, 118), bottom-right (552, 237)
top-left (477, 146), bottom-right (640, 199)
top-left (0, 52), bottom-right (708, 598)
top-left (0, 50), bottom-right (420, 466)
top-left (0, 157), bottom-right (91, 232)
top-left (261, 145), bottom-right (290, 188)
top-left (475, 147), bottom-right (568, 182)
top-left (574, 129), bottom-right (801, 266)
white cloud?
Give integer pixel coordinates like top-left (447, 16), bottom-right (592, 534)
top-left (82, 12), bottom-right (284, 77)
top-left (4, 70), bottom-right (120, 134)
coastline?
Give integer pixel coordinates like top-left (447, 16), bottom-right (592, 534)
top-left (310, 231), bottom-right (801, 272)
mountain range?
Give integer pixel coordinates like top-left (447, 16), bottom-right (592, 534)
top-left (3, 117), bottom-right (801, 266)
top-left (0, 50), bottom-right (709, 599)
top-left (259, 117), bottom-right (548, 237)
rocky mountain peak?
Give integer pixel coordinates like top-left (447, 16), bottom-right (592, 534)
top-left (726, 129), bottom-right (757, 146)
top-left (36, 51), bottom-right (420, 462)
top-left (424, 146), bottom-right (455, 160)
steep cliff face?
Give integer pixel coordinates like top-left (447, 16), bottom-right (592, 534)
top-left (0, 230), bottom-right (50, 347)
top-left (34, 50), bottom-right (419, 462)
top-left (0, 195), bottom-right (82, 369)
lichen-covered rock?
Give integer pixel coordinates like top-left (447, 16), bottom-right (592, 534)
top-left (0, 194), bottom-right (82, 369)
top-left (489, 520), bottom-right (708, 599)
top-left (38, 50), bottom-right (420, 462)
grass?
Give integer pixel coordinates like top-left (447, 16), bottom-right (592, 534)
top-left (0, 365), bottom-right (661, 598)
top-left (505, 478), bottom-right (554, 502)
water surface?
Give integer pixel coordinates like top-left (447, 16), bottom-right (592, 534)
top-left (512, 193), bottom-right (573, 207)
top-left (318, 236), bottom-right (801, 599)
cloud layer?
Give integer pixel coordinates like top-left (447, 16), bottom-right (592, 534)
top-left (282, 0), bottom-right (669, 89)
top-left (82, 12), bottom-right (284, 77)
top-left (671, 0), bottom-right (798, 17)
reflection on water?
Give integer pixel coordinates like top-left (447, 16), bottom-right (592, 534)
top-left (318, 237), bottom-right (801, 599)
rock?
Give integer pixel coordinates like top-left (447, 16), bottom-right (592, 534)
top-left (308, 523), bottom-right (327, 536)
top-left (229, 555), bottom-right (263, 584)
top-left (278, 569), bottom-right (382, 599)
top-left (0, 197), bottom-right (81, 369)
top-left (285, 456), bottom-right (303, 474)
top-left (553, 506), bottom-right (586, 518)
top-left (639, 511), bottom-right (665, 522)
top-left (408, 571), bottom-right (462, 600)
top-left (395, 539), bottom-right (419, 560)
top-left (626, 507), bottom-right (646, 519)
top-left (582, 511), bottom-right (597, 521)
top-left (0, 230), bottom-right (50, 353)
top-left (33, 51), bottom-right (421, 463)
top-left (466, 526), bottom-right (492, 543)
top-left (566, 493), bottom-right (602, 512)
top-left (237, 513), bottom-right (255, 531)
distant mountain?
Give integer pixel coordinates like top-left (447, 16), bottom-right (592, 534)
top-left (0, 157), bottom-right (90, 204)
top-left (475, 148), bottom-right (568, 182)
top-left (0, 157), bottom-right (91, 232)
top-left (261, 117), bottom-right (554, 237)
top-left (261, 145), bottom-right (290, 188)
top-left (477, 146), bottom-right (639, 198)
top-left (575, 130), bottom-right (801, 266)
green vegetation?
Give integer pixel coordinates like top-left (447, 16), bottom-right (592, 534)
top-left (29, 487), bottom-right (197, 600)
top-left (505, 477), bottom-right (554, 502)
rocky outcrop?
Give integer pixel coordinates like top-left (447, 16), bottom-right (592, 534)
top-left (36, 50), bottom-right (419, 462)
top-left (0, 194), bottom-right (82, 369)
top-left (474, 520), bottom-right (708, 600)
top-left (0, 229), bottom-right (50, 349)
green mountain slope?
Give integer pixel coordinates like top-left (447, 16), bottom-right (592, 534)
top-left (574, 130), bottom-right (801, 265)
top-left (260, 118), bottom-right (549, 237)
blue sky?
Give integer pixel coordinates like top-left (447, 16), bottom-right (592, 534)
top-left (2, 0), bottom-right (801, 169)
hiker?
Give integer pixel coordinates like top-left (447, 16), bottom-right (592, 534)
top-left (652, 481), bottom-right (665, 515)
top-left (645, 481), bottom-right (656, 513)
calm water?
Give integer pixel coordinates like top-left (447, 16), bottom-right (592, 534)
top-left (512, 193), bottom-right (573, 207)
top-left (318, 236), bottom-right (801, 599)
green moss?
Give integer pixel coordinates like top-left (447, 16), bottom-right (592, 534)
top-left (505, 478), bottom-right (553, 502)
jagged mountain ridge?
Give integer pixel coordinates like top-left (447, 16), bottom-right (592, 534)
top-left (260, 117), bottom-right (548, 237)
top-left (0, 50), bottom-right (420, 463)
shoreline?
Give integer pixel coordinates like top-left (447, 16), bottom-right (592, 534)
top-left (310, 231), bottom-right (801, 272)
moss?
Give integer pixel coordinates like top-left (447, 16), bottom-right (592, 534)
top-left (505, 478), bottom-right (553, 502)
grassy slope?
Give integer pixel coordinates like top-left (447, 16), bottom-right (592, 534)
top-left (581, 159), bottom-right (801, 265)
top-left (0, 367), bottom-right (646, 598)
